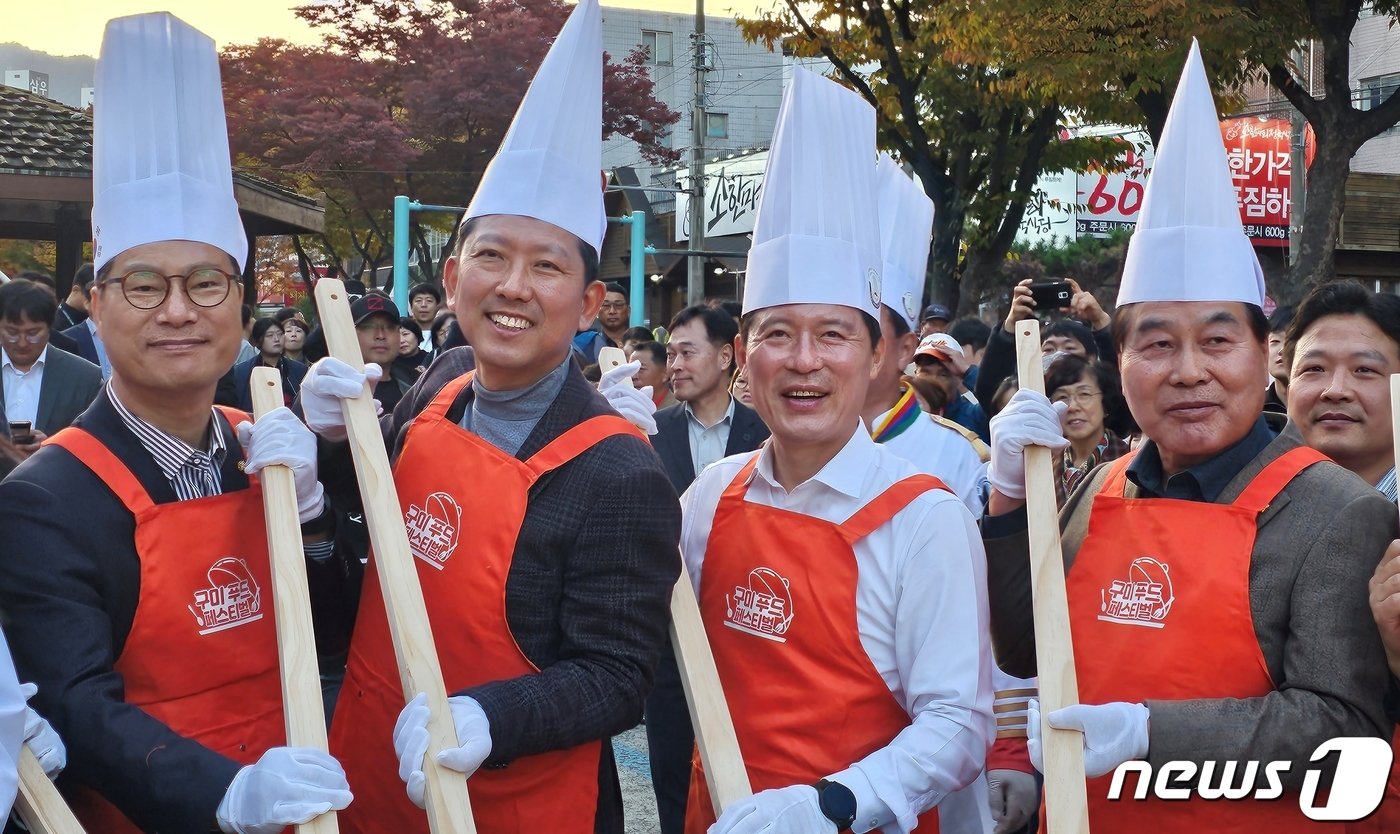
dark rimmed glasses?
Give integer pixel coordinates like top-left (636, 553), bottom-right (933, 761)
top-left (99, 268), bottom-right (237, 310)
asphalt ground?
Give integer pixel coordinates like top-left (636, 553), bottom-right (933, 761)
top-left (613, 723), bottom-right (662, 834)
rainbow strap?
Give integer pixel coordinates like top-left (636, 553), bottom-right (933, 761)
top-left (871, 383), bottom-right (920, 444)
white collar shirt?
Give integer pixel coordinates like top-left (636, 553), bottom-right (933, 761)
top-left (85, 318), bottom-right (112, 380)
top-left (680, 423), bottom-right (993, 834)
top-left (1, 345), bottom-right (48, 426)
top-left (872, 401), bottom-right (988, 517)
top-left (684, 395), bottom-right (736, 478)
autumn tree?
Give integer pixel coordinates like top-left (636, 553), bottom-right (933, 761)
top-left (223, 0), bottom-right (679, 286)
top-left (945, 0), bottom-right (1400, 303)
top-left (743, 3), bottom-right (1124, 313)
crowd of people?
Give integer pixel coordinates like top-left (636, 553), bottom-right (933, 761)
top-left (0, 9), bottom-right (1399, 834)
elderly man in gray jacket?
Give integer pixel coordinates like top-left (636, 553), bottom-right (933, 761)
top-left (982, 41), bottom-right (1396, 833)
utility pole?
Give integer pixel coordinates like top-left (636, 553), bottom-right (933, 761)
top-left (1288, 40), bottom-right (1312, 267)
top-left (687, 0), bottom-right (707, 305)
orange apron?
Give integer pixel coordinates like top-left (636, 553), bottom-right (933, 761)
top-left (685, 455), bottom-right (950, 834)
top-left (328, 373), bottom-right (643, 833)
top-left (1061, 445), bottom-right (1332, 832)
top-left (47, 414), bottom-right (285, 833)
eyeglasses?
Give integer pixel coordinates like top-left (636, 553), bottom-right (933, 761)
top-left (99, 268), bottom-right (236, 310)
top-left (1051, 389), bottom-right (1103, 406)
top-left (356, 320), bottom-right (398, 335)
top-left (0, 328), bottom-right (46, 345)
top-left (600, 302), bottom-right (628, 310)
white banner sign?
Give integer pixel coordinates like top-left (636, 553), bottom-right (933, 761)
top-left (675, 150), bottom-right (768, 242)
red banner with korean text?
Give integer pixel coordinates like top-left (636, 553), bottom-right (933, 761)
top-left (1219, 117), bottom-right (1316, 247)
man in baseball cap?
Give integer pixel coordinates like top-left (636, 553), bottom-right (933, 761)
top-left (921, 303), bottom-right (953, 336)
top-left (915, 333), bottom-right (989, 441)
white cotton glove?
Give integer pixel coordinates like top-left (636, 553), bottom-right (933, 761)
top-left (300, 358), bottom-right (383, 441)
top-left (1028, 699), bottom-right (1150, 779)
top-left (708, 784), bottom-right (836, 834)
top-left (237, 407), bottom-right (325, 524)
top-left (216, 747), bottom-right (352, 834)
top-left (17, 683), bottom-right (64, 779)
top-left (394, 693), bottom-right (492, 809)
top-left (987, 768), bottom-right (1037, 834)
top-left (598, 359), bottom-right (658, 435)
top-left (987, 390), bottom-right (1069, 500)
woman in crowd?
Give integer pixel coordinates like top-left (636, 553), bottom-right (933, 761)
top-left (1044, 352), bottom-right (1131, 506)
top-left (281, 315), bottom-right (310, 364)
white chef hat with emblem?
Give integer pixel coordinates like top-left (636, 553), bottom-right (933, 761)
top-left (463, 0), bottom-right (605, 256)
top-left (743, 68), bottom-right (881, 318)
top-left (1117, 39), bottom-right (1264, 308)
top-left (91, 13), bottom-right (247, 274)
top-left (875, 153), bottom-right (934, 331)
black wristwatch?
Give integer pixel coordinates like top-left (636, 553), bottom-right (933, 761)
top-left (814, 779), bottom-right (857, 832)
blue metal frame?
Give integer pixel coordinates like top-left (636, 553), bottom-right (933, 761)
top-left (393, 196), bottom-right (652, 325)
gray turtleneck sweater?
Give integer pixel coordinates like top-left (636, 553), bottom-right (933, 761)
top-left (459, 355), bottom-right (571, 457)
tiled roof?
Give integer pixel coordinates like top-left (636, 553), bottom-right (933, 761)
top-left (0, 85), bottom-right (320, 212)
top-left (0, 85), bottom-right (92, 176)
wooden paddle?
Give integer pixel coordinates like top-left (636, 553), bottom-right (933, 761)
top-left (598, 347), bottom-right (752, 814)
top-left (15, 747), bottom-right (84, 834)
top-left (1014, 320), bottom-right (1090, 834)
top-left (250, 367), bottom-right (339, 834)
top-left (313, 279), bottom-right (476, 834)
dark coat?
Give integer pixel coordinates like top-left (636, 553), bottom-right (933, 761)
top-left (650, 398), bottom-right (769, 495)
top-left (0, 345), bottom-right (103, 437)
top-left (216, 355), bottom-right (308, 413)
top-left (0, 391), bottom-right (355, 831)
top-left (59, 321), bottom-right (99, 367)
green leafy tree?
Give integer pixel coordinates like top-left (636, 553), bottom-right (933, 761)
top-left (741, 1), bottom-right (1125, 313)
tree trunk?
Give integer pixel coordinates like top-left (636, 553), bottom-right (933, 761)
top-left (928, 207), bottom-right (963, 313)
top-left (1283, 126), bottom-right (1359, 303)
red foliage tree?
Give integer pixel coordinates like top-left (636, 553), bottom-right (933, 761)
top-left (223, 0), bottom-right (678, 285)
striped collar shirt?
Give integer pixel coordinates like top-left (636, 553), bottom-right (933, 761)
top-left (1378, 467), bottom-right (1397, 504)
top-left (108, 385), bottom-right (227, 500)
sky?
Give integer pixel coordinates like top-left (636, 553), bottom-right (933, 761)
top-left (7, 0), bottom-right (766, 57)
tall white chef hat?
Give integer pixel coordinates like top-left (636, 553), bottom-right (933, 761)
top-left (91, 13), bottom-right (247, 274)
top-left (1117, 39), bottom-right (1264, 307)
top-left (875, 153), bottom-right (934, 331)
top-left (743, 68), bottom-right (881, 318)
top-left (463, 0), bottom-right (605, 256)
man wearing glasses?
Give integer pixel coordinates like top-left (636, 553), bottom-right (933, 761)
top-left (573, 281), bottom-right (630, 364)
top-left (0, 279), bottom-right (102, 458)
top-left (0, 13), bottom-right (353, 834)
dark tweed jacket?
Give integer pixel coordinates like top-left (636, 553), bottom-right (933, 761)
top-left (342, 346), bottom-right (682, 833)
top-left (985, 423), bottom-right (1397, 788)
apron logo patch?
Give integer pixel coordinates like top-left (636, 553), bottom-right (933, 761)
top-left (188, 557), bottom-right (264, 635)
top-left (405, 491), bottom-right (462, 570)
top-left (724, 567), bottom-right (794, 643)
top-left (1098, 556), bottom-right (1174, 629)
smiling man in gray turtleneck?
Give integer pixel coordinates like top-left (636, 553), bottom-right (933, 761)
top-left (296, 0), bottom-right (681, 826)
top-left (303, 211), bottom-right (682, 833)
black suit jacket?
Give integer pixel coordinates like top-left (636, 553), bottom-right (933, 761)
top-left (60, 321), bottom-right (99, 367)
top-left (324, 348), bottom-right (682, 834)
top-left (0, 391), bottom-right (354, 832)
top-left (651, 399), bottom-right (769, 495)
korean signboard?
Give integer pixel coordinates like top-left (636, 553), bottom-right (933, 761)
top-left (675, 150), bottom-right (768, 243)
top-left (1220, 116), bottom-right (1315, 248)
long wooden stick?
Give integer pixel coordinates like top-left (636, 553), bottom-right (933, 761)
top-left (250, 367), bottom-right (339, 834)
top-left (598, 346), bottom-right (752, 813)
top-left (314, 279), bottom-right (476, 834)
top-left (15, 747), bottom-right (84, 834)
top-left (1014, 320), bottom-right (1090, 834)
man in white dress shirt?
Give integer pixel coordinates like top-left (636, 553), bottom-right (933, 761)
top-left (680, 68), bottom-right (992, 834)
